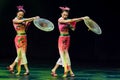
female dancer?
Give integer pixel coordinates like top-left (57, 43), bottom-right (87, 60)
top-left (51, 6), bottom-right (86, 77)
top-left (7, 6), bottom-right (39, 75)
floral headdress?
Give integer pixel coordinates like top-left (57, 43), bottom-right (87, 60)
top-left (59, 6), bottom-right (70, 11)
top-left (17, 5), bottom-right (25, 13)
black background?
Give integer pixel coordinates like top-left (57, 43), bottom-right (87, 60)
top-left (0, 0), bottom-right (120, 67)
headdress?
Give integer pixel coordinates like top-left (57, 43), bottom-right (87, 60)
top-left (59, 6), bottom-right (70, 11)
top-left (17, 5), bottom-right (25, 13)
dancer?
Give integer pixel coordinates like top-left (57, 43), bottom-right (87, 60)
top-left (7, 5), bottom-right (39, 75)
top-left (51, 6), bottom-right (86, 77)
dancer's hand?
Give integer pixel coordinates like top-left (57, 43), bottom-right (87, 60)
top-left (36, 16), bottom-right (40, 18)
top-left (33, 16), bottom-right (40, 20)
top-left (83, 16), bottom-right (89, 19)
top-left (76, 17), bottom-right (84, 22)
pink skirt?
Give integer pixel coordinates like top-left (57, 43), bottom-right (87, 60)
top-left (58, 36), bottom-right (70, 52)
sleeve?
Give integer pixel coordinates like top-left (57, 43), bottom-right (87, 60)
top-left (26, 22), bottom-right (31, 27)
top-left (25, 22), bottom-right (31, 31)
top-left (58, 17), bottom-right (63, 23)
top-left (69, 21), bottom-right (77, 31)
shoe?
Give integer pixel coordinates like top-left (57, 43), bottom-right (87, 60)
top-left (63, 72), bottom-right (68, 77)
top-left (24, 72), bottom-right (30, 76)
top-left (70, 73), bottom-right (75, 77)
top-left (16, 72), bottom-right (20, 76)
top-left (51, 71), bottom-right (57, 77)
top-left (7, 66), bottom-right (14, 74)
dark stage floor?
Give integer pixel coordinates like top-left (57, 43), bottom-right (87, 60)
top-left (0, 63), bottom-right (120, 80)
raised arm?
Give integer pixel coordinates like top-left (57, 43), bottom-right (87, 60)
top-left (13, 16), bottom-right (39, 24)
top-left (59, 17), bottom-right (84, 23)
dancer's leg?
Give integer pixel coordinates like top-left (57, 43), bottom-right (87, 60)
top-left (59, 50), bottom-right (68, 73)
top-left (51, 64), bottom-right (60, 72)
top-left (21, 36), bottom-right (29, 75)
top-left (69, 67), bottom-right (75, 76)
top-left (16, 49), bottom-right (22, 75)
top-left (24, 64), bottom-right (29, 75)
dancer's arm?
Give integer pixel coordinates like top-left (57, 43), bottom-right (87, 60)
top-left (59, 17), bottom-right (84, 23)
top-left (26, 16), bottom-right (39, 22)
top-left (13, 16), bottom-right (39, 23)
top-left (13, 18), bottom-right (33, 23)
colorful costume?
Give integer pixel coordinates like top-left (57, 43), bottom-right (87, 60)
top-left (13, 17), bottom-right (29, 73)
top-left (56, 58), bottom-right (63, 66)
top-left (58, 17), bottom-right (76, 72)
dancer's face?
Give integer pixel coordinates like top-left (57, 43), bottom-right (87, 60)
top-left (61, 11), bottom-right (69, 19)
top-left (17, 11), bottom-right (24, 19)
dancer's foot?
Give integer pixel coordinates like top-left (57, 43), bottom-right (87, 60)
top-left (7, 66), bottom-right (14, 74)
top-left (51, 71), bottom-right (57, 77)
top-left (70, 71), bottom-right (75, 77)
top-left (16, 72), bottom-right (20, 76)
top-left (24, 72), bottom-right (29, 76)
top-left (70, 73), bottom-right (75, 77)
top-left (63, 72), bottom-right (68, 77)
